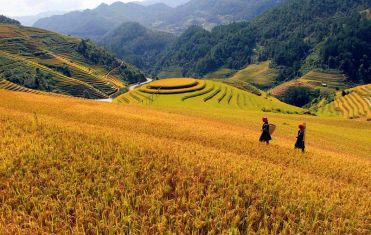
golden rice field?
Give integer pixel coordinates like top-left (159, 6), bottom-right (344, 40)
top-left (116, 79), bottom-right (303, 114)
top-left (0, 89), bottom-right (370, 234)
top-left (318, 84), bottom-right (371, 120)
top-left (0, 79), bottom-right (46, 95)
top-left (139, 78), bottom-right (207, 94)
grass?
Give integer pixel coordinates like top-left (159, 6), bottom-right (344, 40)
top-left (0, 89), bottom-right (370, 233)
top-left (116, 79), bottom-right (303, 114)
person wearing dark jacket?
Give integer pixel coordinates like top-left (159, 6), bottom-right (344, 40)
top-left (295, 124), bottom-right (306, 152)
top-left (259, 117), bottom-right (271, 145)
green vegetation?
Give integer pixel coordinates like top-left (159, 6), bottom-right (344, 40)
top-left (115, 78), bottom-right (303, 114)
top-left (205, 68), bottom-right (236, 79)
top-left (0, 24), bottom-right (145, 98)
top-left (155, 0), bottom-right (370, 86)
top-left (269, 70), bottom-right (347, 99)
top-left (32, 0), bottom-right (370, 88)
top-left (34, 0), bottom-right (280, 38)
top-left (77, 39), bottom-right (145, 84)
top-left (229, 61), bottom-right (278, 89)
top-left (282, 87), bottom-right (321, 107)
top-left (100, 22), bottom-right (175, 73)
top-left (0, 15), bottom-right (20, 25)
top-left (156, 23), bottom-right (256, 77)
top-left (321, 14), bottom-right (371, 83)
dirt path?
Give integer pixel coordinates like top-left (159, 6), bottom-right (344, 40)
top-left (129, 77), bottom-right (153, 91)
top-left (97, 77), bottom-right (153, 103)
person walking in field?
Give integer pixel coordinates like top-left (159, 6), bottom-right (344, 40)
top-left (259, 117), bottom-right (272, 145)
top-left (295, 124), bottom-right (306, 152)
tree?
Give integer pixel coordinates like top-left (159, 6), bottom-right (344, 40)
top-left (282, 86), bottom-right (320, 107)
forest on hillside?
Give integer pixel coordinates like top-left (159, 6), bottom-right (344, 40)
top-left (150, 0), bottom-right (370, 84)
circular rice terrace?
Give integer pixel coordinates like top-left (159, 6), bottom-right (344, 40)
top-left (115, 78), bottom-right (304, 115)
top-left (140, 78), bottom-right (206, 94)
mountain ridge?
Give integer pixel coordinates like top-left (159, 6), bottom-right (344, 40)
top-left (34, 0), bottom-right (282, 39)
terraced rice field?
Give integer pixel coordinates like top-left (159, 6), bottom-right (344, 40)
top-left (270, 70), bottom-right (347, 97)
top-left (0, 89), bottom-right (370, 233)
top-left (0, 24), bottom-right (129, 99)
top-left (0, 79), bottom-right (67, 97)
top-left (116, 79), bottom-right (303, 113)
top-left (229, 61), bottom-right (278, 89)
top-left (318, 84), bottom-right (371, 119)
top-left (0, 51), bottom-right (108, 99)
top-left (0, 79), bottom-right (45, 95)
top-left (140, 78), bottom-right (207, 94)
top-left (301, 70), bottom-right (347, 90)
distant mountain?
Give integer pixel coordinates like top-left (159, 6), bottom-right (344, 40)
top-left (13, 11), bottom-right (66, 26)
top-left (140, 0), bottom-right (189, 7)
top-left (0, 15), bottom-right (20, 25)
top-left (163, 0), bottom-right (283, 33)
top-left (100, 22), bottom-right (175, 72)
top-left (34, 2), bottom-right (172, 41)
top-left (0, 24), bottom-right (145, 99)
top-left (34, 0), bottom-right (282, 39)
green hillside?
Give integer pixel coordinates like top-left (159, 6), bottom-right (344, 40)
top-left (115, 78), bottom-right (303, 114)
top-left (156, 0), bottom-right (370, 84)
top-left (0, 23), bottom-right (145, 99)
top-left (270, 70), bottom-right (347, 97)
top-left (0, 15), bottom-right (20, 25)
top-left (228, 61), bottom-right (278, 89)
top-left (100, 22), bottom-right (175, 73)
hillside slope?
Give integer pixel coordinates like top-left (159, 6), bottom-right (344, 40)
top-left (0, 89), bottom-right (370, 233)
top-left (269, 70), bottom-right (347, 97)
top-left (228, 61), bottom-right (279, 89)
top-left (317, 84), bottom-right (371, 120)
top-left (100, 22), bottom-right (175, 72)
top-left (114, 78), bottom-right (303, 114)
top-left (0, 15), bottom-right (20, 25)
top-left (0, 23), bottom-right (145, 98)
top-left (156, 0), bottom-right (370, 84)
top-left (160, 0), bottom-right (283, 33)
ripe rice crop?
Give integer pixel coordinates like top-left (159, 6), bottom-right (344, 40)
top-left (227, 90), bottom-right (233, 104)
top-left (182, 85), bottom-right (215, 101)
top-left (319, 84), bottom-right (371, 119)
top-left (147, 78), bottom-right (198, 89)
top-left (0, 90), bottom-right (370, 234)
top-left (218, 87), bottom-right (228, 103)
top-left (203, 86), bottom-right (221, 102)
top-left (116, 79), bottom-right (303, 114)
top-left (140, 79), bottom-right (206, 94)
